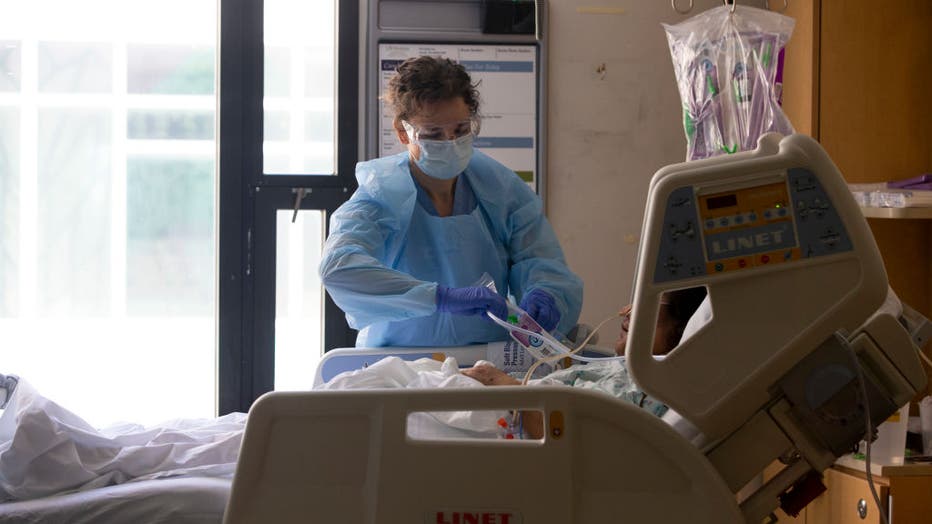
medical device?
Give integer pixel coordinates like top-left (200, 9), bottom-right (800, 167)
top-left (223, 134), bottom-right (927, 523)
top-left (499, 301), bottom-right (553, 361)
top-left (626, 133), bottom-right (927, 521)
top-left (484, 306), bottom-right (622, 366)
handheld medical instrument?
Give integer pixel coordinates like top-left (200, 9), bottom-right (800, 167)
top-left (485, 308), bottom-right (623, 365)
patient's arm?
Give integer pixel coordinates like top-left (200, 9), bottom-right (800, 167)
top-left (460, 364), bottom-right (521, 386)
top-left (460, 365), bottom-right (544, 438)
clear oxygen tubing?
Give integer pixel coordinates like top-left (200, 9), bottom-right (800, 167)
top-left (485, 309), bottom-right (625, 385)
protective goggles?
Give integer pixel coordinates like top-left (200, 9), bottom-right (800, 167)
top-left (402, 118), bottom-right (480, 142)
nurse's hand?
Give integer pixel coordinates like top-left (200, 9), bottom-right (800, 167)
top-left (436, 286), bottom-right (508, 320)
top-left (519, 289), bottom-right (560, 332)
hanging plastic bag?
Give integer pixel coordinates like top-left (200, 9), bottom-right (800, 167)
top-left (664, 4), bottom-right (795, 161)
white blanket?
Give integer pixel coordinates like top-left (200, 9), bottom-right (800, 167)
top-left (318, 356), bottom-right (509, 439)
top-left (0, 379), bottom-right (244, 502)
top-left (0, 357), bottom-right (506, 502)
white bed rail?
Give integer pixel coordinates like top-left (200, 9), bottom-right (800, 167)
top-left (314, 345), bottom-right (488, 387)
top-left (224, 386), bottom-right (742, 524)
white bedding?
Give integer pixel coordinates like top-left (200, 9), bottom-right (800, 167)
top-left (0, 358), bottom-right (508, 505)
top-left (1, 355), bottom-right (608, 514)
top-left (318, 356), bottom-right (511, 439)
top-left (0, 476), bottom-right (231, 524)
top-left (0, 379), bottom-right (243, 503)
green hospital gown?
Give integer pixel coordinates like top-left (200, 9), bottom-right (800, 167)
top-left (530, 359), bottom-right (668, 418)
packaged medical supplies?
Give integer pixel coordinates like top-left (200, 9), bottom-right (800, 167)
top-left (664, 4), bottom-right (795, 161)
top-left (484, 339), bottom-right (560, 378)
top-left (849, 177), bottom-right (932, 209)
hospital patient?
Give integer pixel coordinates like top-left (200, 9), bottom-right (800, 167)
top-left (460, 287), bottom-right (708, 437)
top-left (613, 286), bottom-right (709, 357)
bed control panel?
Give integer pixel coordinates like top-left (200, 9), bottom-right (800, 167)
top-left (652, 167), bottom-right (853, 283)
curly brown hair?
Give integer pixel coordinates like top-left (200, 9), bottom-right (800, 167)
top-left (382, 56), bottom-right (481, 121)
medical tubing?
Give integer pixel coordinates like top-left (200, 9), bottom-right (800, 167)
top-left (519, 311), bottom-right (624, 385)
top-left (486, 311), bottom-right (625, 383)
top-left (501, 310), bottom-right (623, 434)
top-left (487, 308), bottom-right (621, 432)
top-left (841, 334), bottom-right (890, 524)
top-left (485, 311), bottom-right (625, 365)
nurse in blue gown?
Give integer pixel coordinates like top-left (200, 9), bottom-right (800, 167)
top-left (319, 56), bottom-right (583, 347)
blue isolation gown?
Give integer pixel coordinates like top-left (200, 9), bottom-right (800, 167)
top-left (319, 150), bottom-right (583, 347)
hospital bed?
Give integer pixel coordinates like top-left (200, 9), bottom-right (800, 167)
top-left (223, 134), bottom-right (928, 523)
top-left (0, 382), bottom-right (240, 524)
top-left (311, 343), bottom-right (611, 387)
top-left (0, 477), bottom-right (231, 524)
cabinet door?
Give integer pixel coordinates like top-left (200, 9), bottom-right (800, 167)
top-left (814, 0), bottom-right (932, 401)
top-left (807, 468), bottom-right (886, 524)
top-left (887, 475), bottom-right (932, 524)
top-left (818, 0), bottom-right (932, 327)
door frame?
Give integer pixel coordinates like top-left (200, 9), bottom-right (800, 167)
top-left (217, 0), bottom-right (359, 414)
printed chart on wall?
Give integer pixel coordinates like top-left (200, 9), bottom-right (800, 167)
top-left (378, 43), bottom-right (538, 189)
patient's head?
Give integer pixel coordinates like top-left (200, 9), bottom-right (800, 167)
top-left (614, 287), bottom-right (708, 356)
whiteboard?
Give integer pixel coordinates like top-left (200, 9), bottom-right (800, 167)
top-left (378, 43), bottom-right (539, 188)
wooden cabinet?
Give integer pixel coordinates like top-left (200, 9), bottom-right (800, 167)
top-left (806, 462), bottom-right (932, 524)
top-left (763, 462), bottom-right (883, 524)
top-left (767, 460), bottom-right (932, 523)
top-left (806, 467), bottom-right (885, 524)
top-left (782, 0), bottom-right (932, 395)
top-left (773, 2), bottom-right (932, 522)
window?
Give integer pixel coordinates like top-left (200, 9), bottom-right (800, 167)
top-left (263, 0), bottom-right (336, 176)
top-left (0, 0), bottom-right (356, 424)
top-left (0, 1), bottom-right (218, 427)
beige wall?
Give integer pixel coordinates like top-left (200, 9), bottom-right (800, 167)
top-left (546, 1), bottom-right (762, 329)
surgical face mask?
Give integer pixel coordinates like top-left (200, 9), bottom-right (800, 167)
top-left (403, 121), bottom-right (475, 180)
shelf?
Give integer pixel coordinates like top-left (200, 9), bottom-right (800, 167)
top-left (859, 206), bottom-right (932, 220)
top-left (835, 453), bottom-right (932, 478)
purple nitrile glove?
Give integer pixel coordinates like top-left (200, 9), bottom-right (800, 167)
top-left (519, 289), bottom-right (560, 332)
top-left (436, 285), bottom-right (508, 320)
